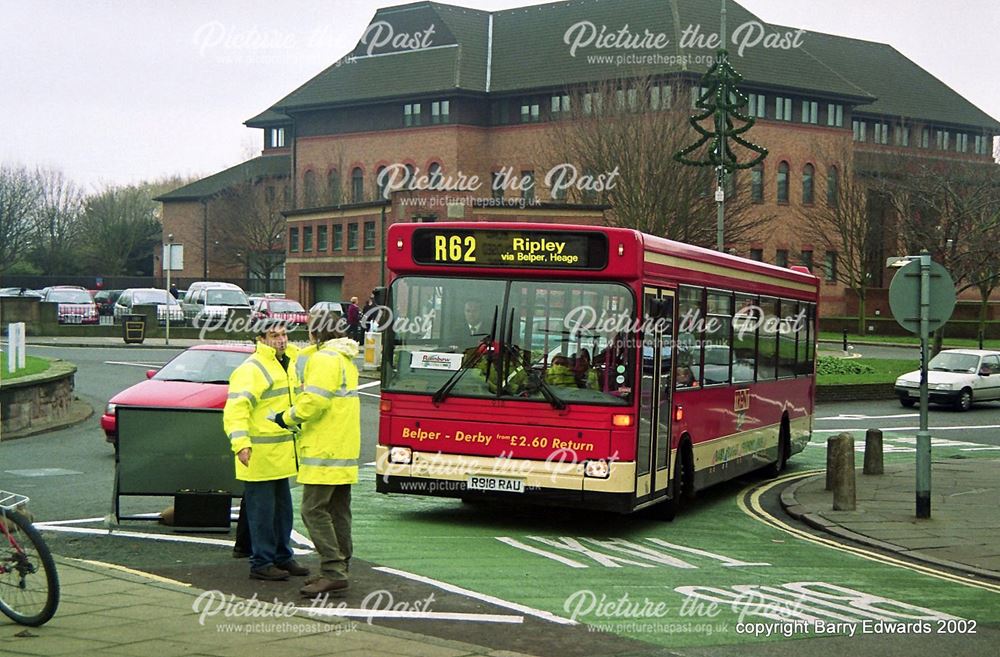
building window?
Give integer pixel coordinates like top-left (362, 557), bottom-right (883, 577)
top-left (747, 93), bottom-right (766, 118)
top-left (853, 120), bottom-right (866, 142)
top-left (751, 163), bottom-right (764, 203)
top-left (801, 100), bottom-right (818, 124)
top-left (333, 224), bottom-right (343, 250)
top-left (351, 168), bottom-right (364, 203)
top-left (265, 186), bottom-right (276, 203)
top-left (957, 133), bottom-right (968, 153)
top-left (327, 170), bottom-right (341, 205)
top-left (824, 251), bottom-right (837, 282)
top-left (750, 248), bottom-right (763, 261)
top-left (775, 96), bottom-right (792, 121)
top-left (615, 87), bottom-right (638, 112)
top-left (936, 130), bottom-right (950, 150)
top-left (582, 92), bottom-right (604, 116)
top-left (404, 103), bottom-right (421, 127)
top-left (431, 100), bottom-right (450, 124)
top-left (921, 128), bottom-right (930, 149)
top-left (894, 125), bottom-right (909, 147)
top-left (777, 161), bottom-right (789, 203)
top-left (428, 162), bottom-right (442, 189)
top-left (650, 84), bottom-right (672, 110)
top-left (491, 171), bottom-right (505, 201)
top-left (375, 165), bottom-right (388, 200)
top-left (827, 104), bottom-right (843, 127)
top-left (800, 249), bottom-right (813, 271)
top-left (802, 164), bottom-right (815, 205)
top-left (775, 249), bottom-right (789, 268)
top-left (521, 170), bottom-right (535, 203)
top-left (303, 170), bottom-right (319, 207)
top-left (303, 226), bottom-right (313, 252)
top-left (691, 86), bottom-right (709, 109)
top-left (289, 227), bottom-right (299, 253)
top-left (364, 221), bottom-right (376, 250)
top-left (520, 100), bottom-right (540, 123)
top-left (873, 122), bottom-right (889, 145)
top-left (269, 127), bottom-right (285, 148)
top-left (827, 166), bottom-right (839, 208)
top-left (347, 223), bottom-right (358, 250)
top-left (318, 225), bottom-right (328, 252)
top-left (551, 94), bottom-right (570, 115)
top-left (974, 135), bottom-right (984, 154)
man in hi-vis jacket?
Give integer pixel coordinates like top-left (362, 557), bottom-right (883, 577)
top-left (224, 319), bottom-right (310, 582)
top-left (274, 310), bottom-right (360, 596)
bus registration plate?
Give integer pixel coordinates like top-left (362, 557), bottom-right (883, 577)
top-left (466, 475), bottom-right (524, 494)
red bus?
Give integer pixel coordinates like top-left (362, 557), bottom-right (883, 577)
top-left (376, 222), bottom-right (818, 517)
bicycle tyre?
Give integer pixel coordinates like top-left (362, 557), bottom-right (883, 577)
top-left (0, 509), bottom-right (59, 626)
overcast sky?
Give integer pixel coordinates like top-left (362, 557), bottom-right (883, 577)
top-left (2, 0), bottom-right (997, 191)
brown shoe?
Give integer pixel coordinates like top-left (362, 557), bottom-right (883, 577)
top-left (275, 559), bottom-right (310, 576)
top-left (250, 565), bottom-right (290, 581)
top-left (299, 577), bottom-right (349, 596)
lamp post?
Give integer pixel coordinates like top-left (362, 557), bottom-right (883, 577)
top-left (165, 234), bottom-right (174, 346)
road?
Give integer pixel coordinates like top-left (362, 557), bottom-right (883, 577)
top-left (1, 345), bottom-right (997, 656)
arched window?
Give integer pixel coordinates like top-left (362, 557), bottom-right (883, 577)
top-left (751, 163), bottom-right (764, 203)
top-left (405, 164), bottom-right (416, 188)
top-left (428, 162), bottom-right (442, 189)
top-left (303, 170), bottom-right (318, 207)
top-left (327, 170), bottom-right (341, 205)
top-left (802, 164), bottom-right (815, 205)
top-left (376, 166), bottom-right (388, 200)
top-left (351, 167), bottom-right (364, 203)
top-left (777, 161), bottom-right (789, 203)
top-left (827, 166), bottom-right (839, 208)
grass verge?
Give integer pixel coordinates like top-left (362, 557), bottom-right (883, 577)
top-left (817, 356), bottom-right (917, 386)
top-left (0, 353), bottom-right (51, 381)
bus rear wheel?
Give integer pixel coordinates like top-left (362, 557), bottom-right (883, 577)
top-left (766, 420), bottom-right (790, 478)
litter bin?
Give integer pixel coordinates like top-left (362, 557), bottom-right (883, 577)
top-left (123, 314), bottom-right (146, 344)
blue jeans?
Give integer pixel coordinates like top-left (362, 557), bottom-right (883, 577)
top-left (242, 478), bottom-right (293, 571)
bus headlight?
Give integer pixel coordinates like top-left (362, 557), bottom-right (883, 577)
top-left (389, 446), bottom-right (412, 464)
top-left (584, 459), bottom-right (610, 479)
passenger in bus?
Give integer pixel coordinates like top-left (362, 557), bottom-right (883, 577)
top-left (676, 366), bottom-right (697, 388)
top-left (545, 355), bottom-right (577, 388)
top-left (572, 349), bottom-right (599, 390)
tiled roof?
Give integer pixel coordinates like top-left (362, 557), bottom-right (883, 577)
top-left (255, 0), bottom-right (996, 131)
top-left (155, 155), bottom-right (291, 203)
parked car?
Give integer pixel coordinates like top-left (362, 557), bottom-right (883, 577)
top-left (252, 297), bottom-right (308, 325)
top-left (309, 301), bottom-right (344, 314)
top-left (182, 282), bottom-right (250, 325)
top-left (41, 286), bottom-right (99, 324)
top-left (113, 288), bottom-right (184, 325)
top-left (100, 344), bottom-right (254, 444)
top-left (92, 289), bottom-right (124, 316)
top-left (0, 287), bottom-right (44, 298)
top-left (894, 349), bottom-right (1000, 411)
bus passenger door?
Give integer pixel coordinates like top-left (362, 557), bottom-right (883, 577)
top-left (636, 288), bottom-right (674, 502)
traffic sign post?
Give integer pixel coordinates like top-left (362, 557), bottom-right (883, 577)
top-left (888, 252), bottom-right (956, 519)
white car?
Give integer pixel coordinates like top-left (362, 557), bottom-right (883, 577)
top-left (894, 349), bottom-right (1000, 411)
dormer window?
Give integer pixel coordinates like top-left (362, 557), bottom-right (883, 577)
top-left (431, 100), bottom-right (450, 124)
top-left (404, 103), bottom-right (422, 127)
top-left (269, 128), bottom-right (285, 148)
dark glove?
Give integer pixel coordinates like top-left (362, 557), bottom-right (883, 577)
top-left (273, 412), bottom-right (289, 430)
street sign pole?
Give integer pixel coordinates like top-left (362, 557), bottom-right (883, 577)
top-left (165, 245), bottom-right (172, 347)
top-left (916, 253), bottom-right (931, 518)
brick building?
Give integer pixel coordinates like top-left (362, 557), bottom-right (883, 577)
top-left (160, 0), bottom-right (999, 313)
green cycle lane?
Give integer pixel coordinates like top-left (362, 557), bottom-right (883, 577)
top-left (290, 455), bottom-right (998, 650)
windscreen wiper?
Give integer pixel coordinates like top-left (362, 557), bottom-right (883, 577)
top-left (432, 306), bottom-right (499, 404)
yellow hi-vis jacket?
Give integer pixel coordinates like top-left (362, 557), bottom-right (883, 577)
top-left (280, 337), bottom-right (360, 485)
top-left (224, 342), bottom-right (301, 482)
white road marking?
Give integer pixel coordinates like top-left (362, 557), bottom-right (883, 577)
top-left (818, 413), bottom-right (918, 421)
top-left (358, 381), bottom-right (381, 390)
top-left (104, 361), bottom-right (165, 368)
top-left (32, 524), bottom-right (313, 555)
top-left (373, 566), bottom-right (577, 625)
top-left (814, 425), bottom-right (1000, 433)
top-left (298, 607), bottom-right (523, 623)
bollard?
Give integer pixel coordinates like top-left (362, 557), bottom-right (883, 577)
top-left (825, 437), bottom-right (835, 490)
top-left (842, 328), bottom-right (848, 351)
top-left (830, 433), bottom-right (856, 511)
top-left (863, 428), bottom-right (884, 475)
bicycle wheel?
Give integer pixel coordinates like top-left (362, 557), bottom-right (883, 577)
top-left (0, 509), bottom-right (59, 626)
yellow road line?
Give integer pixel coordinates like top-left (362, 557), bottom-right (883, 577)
top-left (738, 472), bottom-right (1000, 594)
top-left (72, 558), bottom-right (192, 588)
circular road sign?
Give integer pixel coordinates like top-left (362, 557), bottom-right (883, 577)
top-left (888, 259), bottom-right (957, 334)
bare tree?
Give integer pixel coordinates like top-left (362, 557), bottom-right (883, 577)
top-left (0, 164), bottom-right (41, 274)
top-left (797, 144), bottom-right (893, 333)
top-left (211, 177), bottom-right (287, 290)
top-left (546, 77), bottom-right (769, 248)
top-left (28, 168), bottom-right (84, 275)
top-left (78, 184), bottom-right (161, 275)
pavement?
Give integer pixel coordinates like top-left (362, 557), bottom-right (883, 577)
top-left (1, 556), bottom-right (538, 657)
top-left (782, 458), bottom-right (1000, 581)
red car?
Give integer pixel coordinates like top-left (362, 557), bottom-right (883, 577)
top-left (251, 298), bottom-right (309, 325)
top-left (101, 344), bottom-right (254, 444)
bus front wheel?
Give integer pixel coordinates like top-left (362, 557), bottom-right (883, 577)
top-left (656, 445), bottom-right (691, 521)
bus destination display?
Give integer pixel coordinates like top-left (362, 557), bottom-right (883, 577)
top-left (412, 229), bottom-right (608, 270)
